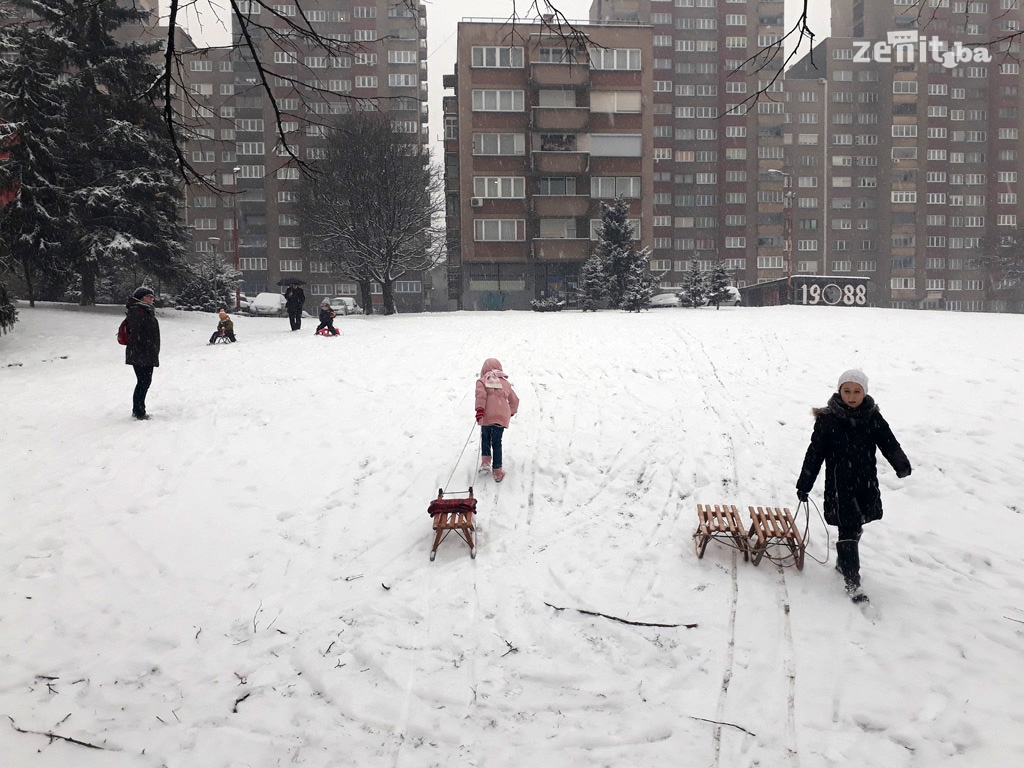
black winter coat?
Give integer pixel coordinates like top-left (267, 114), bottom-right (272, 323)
top-left (285, 286), bottom-right (305, 310)
top-left (124, 299), bottom-right (160, 367)
top-left (796, 393), bottom-right (911, 528)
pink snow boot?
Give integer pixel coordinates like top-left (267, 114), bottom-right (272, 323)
top-left (493, 468), bottom-right (506, 482)
top-left (480, 455), bottom-right (491, 470)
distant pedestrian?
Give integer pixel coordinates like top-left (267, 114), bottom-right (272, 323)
top-left (125, 286), bottom-right (160, 420)
top-left (315, 299), bottom-right (340, 336)
top-left (285, 284), bottom-right (306, 331)
top-left (796, 369), bottom-right (911, 604)
top-left (475, 357), bottom-right (519, 483)
top-left (208, 309), bottom-right (237, 344)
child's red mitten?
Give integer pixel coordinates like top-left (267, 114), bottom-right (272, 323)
top-left (475, 408), bottom-right (484, 424)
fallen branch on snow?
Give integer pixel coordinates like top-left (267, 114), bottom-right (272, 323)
top-left (7, 716), bottom-right (108, 750)
top-left (689, 715), bottom-right (756, 737)
top-left (543, 602), bottom-right (698, 629)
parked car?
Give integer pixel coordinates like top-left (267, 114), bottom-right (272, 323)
top-left (650, 293), bottom-right (681, 308)
top-left (249, 292), bottom-right (287, 317)
top-left (709, 286), bottom-right (742, 307)
top-left (329, 297), bottom-right (361, 315)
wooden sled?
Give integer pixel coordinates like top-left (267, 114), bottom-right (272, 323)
top-left (427, 487), bottom-right (477, 561)
top-left (694, 504), bottom-right (749, 561)
top-left (747, 505), bottom-right (805, 570)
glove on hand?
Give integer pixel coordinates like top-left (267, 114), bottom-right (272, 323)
top-left (896, 466), bottom-right (912, 479)
top-left (796, 489), bottom-right (809, 503)
top-left (475, 408), bottom-right (484, 424)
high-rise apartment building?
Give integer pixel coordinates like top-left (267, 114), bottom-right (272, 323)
top-left (445, 20), bottom-right (654, 309)
top-left (789, 0), bottom-right (1024, 311)
top-left (182, 0), bottom-right (429, 311)
top-left (591, 0), bottom-right (790, 292)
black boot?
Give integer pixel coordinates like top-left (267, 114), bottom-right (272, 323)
top-left (836, 540), bottom-right (868, 603)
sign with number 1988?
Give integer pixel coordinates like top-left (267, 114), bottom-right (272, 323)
top-left (798, 282), bottom-right (868, 306)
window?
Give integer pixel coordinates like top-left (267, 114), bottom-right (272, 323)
top-left (590, 91), bottom-right (642, 113)
top-left (389, 74), bottom-right (417, 87)
top-left (473, 177), bottom-right (525, 198)
top-left (355, 76), bottom-right (378, 88)
top-left (471, 46), bottom-right (524, 68)
top-left (538, 177), bottom-right (576, 195)
top-left (394, 281), bottom-right (422, 293)
top-left (591, 177), bottom-right (641, 198)
top-left (277, 168), bottom-right (300, 180)
top-left (474, 220), bottom-right (526, 241)
top-left (472, 90), bottom-right (524, 111)
top-left (473, 133), bottom-right (525, 155)
top-left (389, 50), bottom-right (417, 65)
top-left (590, 134), bottom-right (642, 157)
top-left (279, 237), bottom-right (302, 250)
top-left (239, 258), bottom-right (268, 271)
top-left (589, 48), bottom-right (641, 70)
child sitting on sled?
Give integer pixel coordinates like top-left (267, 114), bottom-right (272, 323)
top-left (315, 300), bottom-right (340, 336)
top-left (208, 309), bottom-right (237, 344)
top-left (795, 369), bottom-right (911, 604)
top-left (475, 357), bottom-right (519, 483)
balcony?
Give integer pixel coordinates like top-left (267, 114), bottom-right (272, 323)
top-left (532, 106), bottom-right (589, 131)
top-left (530, 62), bottom-right (590, 88)
top-left (532, 195), bottom-right (591, 217)
top-left (532, 151), bottom-right (589, 173)
top-left (532, 238), bottom-right (591, 261)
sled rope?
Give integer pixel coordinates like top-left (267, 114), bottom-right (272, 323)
top-left (441, 420), bottom-right (478, 494)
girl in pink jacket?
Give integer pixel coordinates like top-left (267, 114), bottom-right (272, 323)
top-left (475, 357), bottom-right (520, 482)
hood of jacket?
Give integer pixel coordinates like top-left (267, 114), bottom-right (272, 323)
top-left (480, 358), bottom-right (506, 378)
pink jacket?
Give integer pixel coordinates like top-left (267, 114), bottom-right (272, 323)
top-left (475, 358), bottom-right (519, 428)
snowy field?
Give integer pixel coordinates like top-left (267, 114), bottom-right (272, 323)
top-left (1, 301), bottom-right (1023, 768)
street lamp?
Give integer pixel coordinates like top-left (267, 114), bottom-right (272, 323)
top-left (232, 166), bottom-right (241, 311)
top-left (767, 169), bottom-right (794, 296)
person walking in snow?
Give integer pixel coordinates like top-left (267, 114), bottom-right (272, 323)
top-left (208, 309), bottom-right (237, 344)
top-left (315, 299), bottom-right (339, 336)
top-left (284, 284), bottom-right (305, 331)
top-left (475, 357), bottom-right (519, 483)
top-left (125, 286), bottom-right (160, 420)
top-left (796, 369), bottom-right (912, 603)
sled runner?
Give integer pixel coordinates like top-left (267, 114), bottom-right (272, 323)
top-left (427, 487), bottom-right (477, 561)
top-left (315, 327), bottom-right (340, 337)
top-left (212, 328), bottom-right (232, 344)
top-left (693, 504), bottom-right (749, 561)
top-left (747, 505), bottom-right (805, 570)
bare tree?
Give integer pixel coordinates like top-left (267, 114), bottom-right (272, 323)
top-left (298, 113), bottom-right (444, 315)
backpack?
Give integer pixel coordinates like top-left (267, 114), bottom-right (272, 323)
top-left (117, 318), bottom-right (130, 345)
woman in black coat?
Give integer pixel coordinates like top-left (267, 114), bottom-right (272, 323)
top-left (284, 285), bottom-right (305, 331)
top-left (796, 369), bottom-right (911, 603)
top-left (125, 287), bottom-right (160, 420)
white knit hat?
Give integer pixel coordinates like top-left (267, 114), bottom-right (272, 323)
top-left (837, 369), bottom-right (868, 393)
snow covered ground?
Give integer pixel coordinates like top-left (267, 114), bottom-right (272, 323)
top-left (1, 302), bottom-right (1023, 768)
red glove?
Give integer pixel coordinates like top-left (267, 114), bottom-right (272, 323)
top-left (475, 408), bottom-right (484, 424)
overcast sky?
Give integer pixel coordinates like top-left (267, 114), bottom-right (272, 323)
top-left (164, 0), bottom-right (832, 156)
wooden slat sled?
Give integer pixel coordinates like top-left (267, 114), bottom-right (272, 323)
top-left (427, 487), bottom-right (477, 561)
top-left (747, 505), bottom-right (805, 570)
top-left (693, 504), bottom-right (749, 561)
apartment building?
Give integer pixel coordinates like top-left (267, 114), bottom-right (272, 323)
top-left (180, 0), bottom-right (430, 311)
top-left (590, 0), bottom-right (789, 291)
top-left (446, 20), bottom-right (654, 310)
top-left (820, 0), bottom-right (1024, 311)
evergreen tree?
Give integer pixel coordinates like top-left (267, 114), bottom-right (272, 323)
top-left (591, 197), bottom-right (657, 311)
top-left (577, 253), bottom-right (609, 311)
top-left (706, 262), bottom-right (733, 310)
top-left (682, 260), bottom-right (708, 308)
top-left (171, 254), bottom-right (243, 313)
top-left (620, 249), bottom-right (658, 312)
top-left (0, 0), bottom-right (189, 305)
